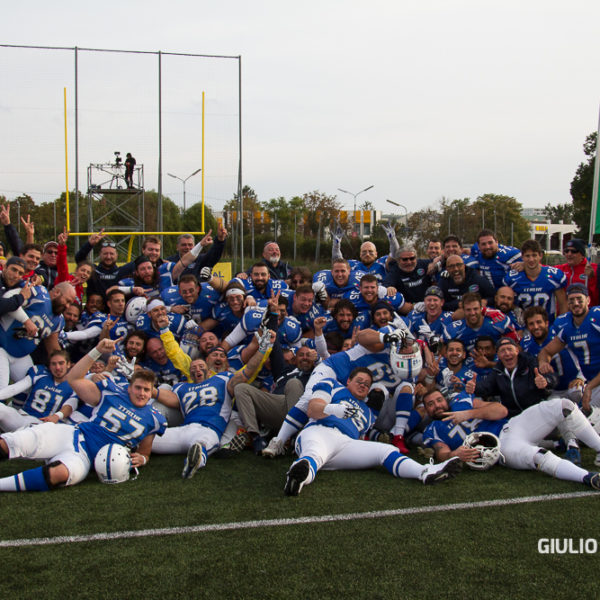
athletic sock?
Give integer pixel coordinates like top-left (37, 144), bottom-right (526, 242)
top-left (0, 466), bottom-right (50, 492)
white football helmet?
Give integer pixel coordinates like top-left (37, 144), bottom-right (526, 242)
top-left (389, 339), bottom-right (423, 381)
top-left (94, 444), bottom-right (136, 484)
top-left (125, 297), bottom-right (147, 324)
top-left (462, 432), bottom-right (502, 471)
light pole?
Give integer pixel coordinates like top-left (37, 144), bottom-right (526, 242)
top-left (167, 168), bottom-right (201, 214)
top-left (337, 185), bottom-right (374, 236)
top-left (386, 199), bottom-right (408, 235)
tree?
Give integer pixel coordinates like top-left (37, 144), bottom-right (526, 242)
top-left (543, 202), bottom-right (574, 224)
top-left (570, 131), bottom-right (597, 240)
top-left (301, 190), bottom-right (343, 236)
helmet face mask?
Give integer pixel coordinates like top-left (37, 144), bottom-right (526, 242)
top-left (462, 432), bottom-right (502, 471)
top-left (94, 444), bottom-right (137, 484)
top-left (389, 338), bottom-right (423, 381)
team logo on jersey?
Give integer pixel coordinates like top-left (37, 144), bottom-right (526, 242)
top-left (469, 285), bottom-right (479, 292)
top-left (417, 269), bottom-right (424, 276)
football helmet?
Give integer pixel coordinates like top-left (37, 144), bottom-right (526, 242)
top-left (462, 432), bottom-right (502, 471)
top-left (125, 297), bottom-right (147, 324)
top-left (94, 443), bottom-right (137, 484)
top-left (389, 337), bottom-right (423, 381)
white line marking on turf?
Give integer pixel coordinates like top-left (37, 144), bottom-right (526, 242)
top-left (0, 490), bottom-right (596, 548)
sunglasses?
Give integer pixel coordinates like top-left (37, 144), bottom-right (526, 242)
top-left (563, 249), bottom-right (580, 254)
top-left (45, 249), bottom-right (58, 255)
top-left (399, 256), bottom-right (416, 262)
top-left (102, 242), bottom-right (117, 248)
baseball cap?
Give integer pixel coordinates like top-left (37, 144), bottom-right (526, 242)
top-left (564, 239), bottom-right (585, 255)
top-left (496, 337), bottom-right (519, 351)
top-left (134, 255), bottom-right (152, 268)
top-left (424, 286), bottom-right (444, 300)
top-left (43, 241), bottom-right (58, 252)
top-left (5, 256), bottom-right (27, 270)
top-left (566, 283), bottom-right (589, 297)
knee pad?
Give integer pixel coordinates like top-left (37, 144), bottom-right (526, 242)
top-left (535, 450), bottom-right (562, 477)
top-left (560, 399), bottom-right (589, 438)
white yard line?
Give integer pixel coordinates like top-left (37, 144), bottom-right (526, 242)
top-left (0, 490), bottom-right (596, 548)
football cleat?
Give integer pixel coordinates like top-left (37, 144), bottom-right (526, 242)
top-left (583, 472), bottom-right (600, 490)
top-left (391, 434), bottom-right (409, 455)
top-left (565, 446), bottom-right (582, 466)
top-left (284, 459), bottom-right (310, 496)
top-left (182, 442), bottom-right (205, 479)
top-left (262, 437), bottom-right (285, 458)
top-left (420, 456), bottom-right (462, 485)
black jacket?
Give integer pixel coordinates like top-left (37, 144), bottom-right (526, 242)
top-left (383, 258), bottom-right (432, 303)
top-left (474, 352), bottom-right (558, 417)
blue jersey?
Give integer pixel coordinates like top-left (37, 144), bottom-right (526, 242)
top-left (503, 266), bottom-right (566, 321)
top-left (306, 378), bottom-right (376, 439)
top-left (322, 315), bottom-right (354, 339)
top-left (323, 343), bottom-right (403, 390)
top-left (211, 301), bottom-right (242, 337)
top-left (135, 312), bottom-right (188, 340)
top-left (229, 304), bottom-right (303, 348)
top-left (173, 372), bottom-right (234, 435)
top-left (21, 365), bottom-right (77, 419)
top-left (285, 290), bottom-right (328, 332)
top-left (78, 378), bottom-right (167, 459)
top-left (0, 286), bottom-right (64, 357)
top-left (436, 357), bottom-right (477, 398)
top-left (87, 313), bottom-right (132, 341)
top-left (422, 394), bottom-right (506, 450)
top-left (344, 290), bottom-right (405, 330)
top-left (348, 257), bottom-right (387, 282)
top-left (313, 269), bottom-right (363, 299)
top-left (520, 330), bottom-right (581, 390)
top-left (442, 315), bottom-right (514, 353)
top-left (552, 307), bottom-right (600, 381)
top-left (80, 310), bottom-right (104, 328)
top-left (407, 310), bottom-right (453, 341)
top-left (239, 277), bottom-right (289, 301)
top-left (141, 356), bottom-right (185, 386)
top-left (161, 283), bottom-right (222, 323)
top-left (470, 242), bottom-right (522, 288)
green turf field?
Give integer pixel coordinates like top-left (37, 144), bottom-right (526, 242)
top-left (1, 448), bottom-right (598, 599)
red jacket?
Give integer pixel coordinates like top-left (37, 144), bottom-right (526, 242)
top-left (557, 258), bottom-right (599, 306)
top-left (56, 243), bottom-right (84, 303)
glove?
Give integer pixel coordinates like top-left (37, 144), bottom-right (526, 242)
top-left (382, 329), bottom-right (407, 344)
top-left (312, 281), bottom-right (328, 303)
top-left (114, 356), bottom-right (136, 380)
top-left (199, 266), bottom-right (212, 282)
top-left (323, 402), bottom-right (358, 419)
top-left (440, 270), bottom-right (450, 278)
top-left (413, 302), bottom-right (425, 313)
top-left (380, 222), bottom-right (396, 240)
top-left (256, 326), bottom-right (273, 353)
top-left (333, 221), bottom-right (344, 242)
top-left (377, 285), bottom-right (388, 299)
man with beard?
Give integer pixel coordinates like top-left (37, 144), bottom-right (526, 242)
top-left (347, 274), bottom-right (407, 329)
top-left (406, 285), bottom-right (453, 343)
top-left (116, 256), bottom-right (162, 300)
top-left (314, 259), bottom-right (364, 303)
top-left (470, 229), bottom-right (522, 289)
top-left (259, 241), bottom-right (292, 280)
top-left (0, 281), bottom-right (76, 388)
top-left (442, 292), bottom-right (517, 353)
top-left (493, 286), bottom-right (524, 332)
top-left (240, 263), bottom-right (288, 301)
top-left (439, 254), bottom-right (495, 316)
top-left (556, 238), bottom-right (599, 307)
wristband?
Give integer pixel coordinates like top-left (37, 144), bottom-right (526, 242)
top-left (379, 332), bottom-right (386, 344)
top-left (88, 347), bottom-right (102, 361)
top-left (190, 242), bottom-right (203, 258)
top-left (55, 410), bottom-right (65, 421)
top-left (424, 375), bottom-right (434, 384)
top-left (140, 455), bottom-right (148, 466)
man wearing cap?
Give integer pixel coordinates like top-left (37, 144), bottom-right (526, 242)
top-left (116, 256), bottom-right (162, 300)
top-left (556, 238), bottom-right (599, 307)
top-left (538, 284), bottom-right (600, 412)
top-left (34, 241), bottom-right (59, 289)
top-left (75, 232), bottom-right (135, 298)
top-left (0, 257), bottom-right (37, 337)
top-left (406, 285), bottom-right (453, 342)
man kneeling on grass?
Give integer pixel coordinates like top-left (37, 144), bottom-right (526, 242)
top-left (284, 367), bottom-right (462, 496)
top-left (0, 337), bottom-right (166, 492)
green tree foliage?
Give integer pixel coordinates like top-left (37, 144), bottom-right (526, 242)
top-left (570, 131), bottom-right (597, 240)
top-left (543, 202), bottom-right (574, 224)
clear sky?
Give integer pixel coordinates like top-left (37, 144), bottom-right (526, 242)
top-left (1, 0), bottom-right (599, 217)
